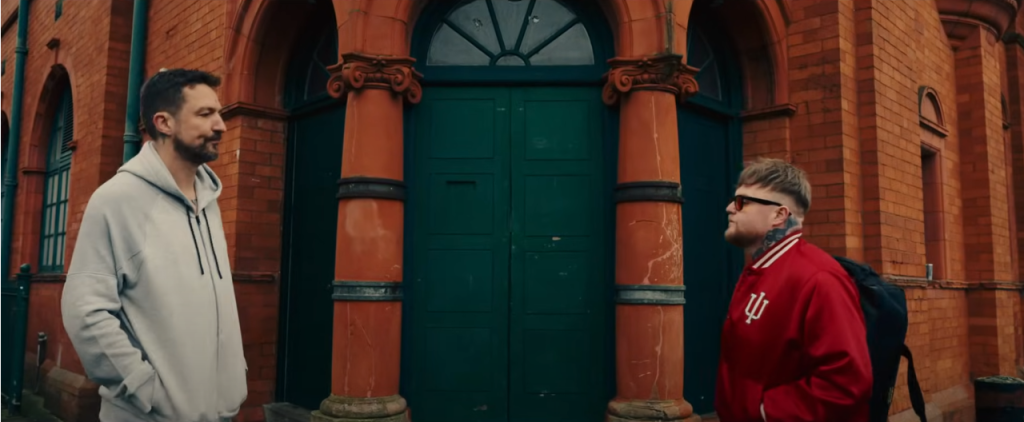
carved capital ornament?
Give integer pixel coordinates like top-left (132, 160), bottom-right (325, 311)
top-left (602, 54), bottom-right (700, 106)
top-left (326, 53), bottom-right (424, 104)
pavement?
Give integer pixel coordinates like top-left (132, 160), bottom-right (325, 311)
top-left (1, 391), bottom-right (62, 422)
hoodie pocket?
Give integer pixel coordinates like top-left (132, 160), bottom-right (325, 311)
top-left (123, 364), bottom-right (172, 417)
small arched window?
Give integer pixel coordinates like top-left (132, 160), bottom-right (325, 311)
top-left (40, 87), bottom-right (74, 273)
top-left (425, 0), bottom-right (595, 66)
top-left (918, 86), bottom-right (947, 137)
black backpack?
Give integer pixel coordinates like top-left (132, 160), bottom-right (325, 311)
top-left (833, 256), bottom-right (927, 422)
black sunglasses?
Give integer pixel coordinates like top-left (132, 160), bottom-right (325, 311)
top-left (733, 195), bottom-right (782, 211)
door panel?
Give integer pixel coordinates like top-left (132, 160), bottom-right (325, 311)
top-left (409, 88), bottom-right (511, 422)
top-left (408, 86), bottom-right (611, 422)
top-left (678, 105), bottom-right (742, 415)
top-left (279, 104), bottom-right (346, 410)
top-left (509, 88), bottom-right (609, 422)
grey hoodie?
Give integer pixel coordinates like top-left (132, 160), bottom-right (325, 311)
top-left (61, 141), bottom-right (247, 422)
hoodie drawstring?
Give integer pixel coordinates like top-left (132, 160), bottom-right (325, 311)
top-left (186, 207), bottom-right (205, 275)
top-left (203, 209), bottom-right (224, 279)
top-left (185, 205), bottom-right (224, 279)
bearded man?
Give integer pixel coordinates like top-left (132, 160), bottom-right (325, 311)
top-left (62, 68), bottom-right (247, 422)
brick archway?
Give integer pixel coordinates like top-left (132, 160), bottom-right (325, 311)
top-left (331, 0), bottom-right (681, 59)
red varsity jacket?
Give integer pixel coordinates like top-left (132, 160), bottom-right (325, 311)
top-left (714, 231), bottom-right (873, 422)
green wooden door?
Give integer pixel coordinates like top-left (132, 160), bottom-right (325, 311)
top-left (678, 105), bottom-right (742, 415)
top-left (678, 14), bottom-right (745, 416)
top-left (277, 10), bottom-right (342, 410)
top-left (407, 86), bottom-right (611, 422)
top-left (278, 103), bottom-right (345, 410)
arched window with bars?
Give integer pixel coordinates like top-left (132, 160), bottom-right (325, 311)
top-left (39, 87), bottom-right (74, 273)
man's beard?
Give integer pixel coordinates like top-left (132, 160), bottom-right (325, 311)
top-left (724, 226), bottom-right (763, 249)
top-left (173, 133), bottom-right (220, 165)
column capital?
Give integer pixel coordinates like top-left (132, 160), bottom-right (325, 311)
top-left (602, 54), bottom-right (700, 106)
top-left (327, 53), bottom-right (424, 104)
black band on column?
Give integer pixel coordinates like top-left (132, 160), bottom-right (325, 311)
top-left (332, 280), bottom-right (403, 301)
top-left (613, 181), bottom-right (684, 204)
top-left (614, 284), bottom-right (686, 305)
top-left (337, 177), bottom-right (406, 201)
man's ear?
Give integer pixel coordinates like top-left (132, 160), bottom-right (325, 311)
top-left (773, 206), bottom-right (791, 225)
top-left (152, 112), bottom-right (174, 138)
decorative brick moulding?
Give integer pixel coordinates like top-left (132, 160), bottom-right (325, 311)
top-left (937, 0), bottom-right (1021, 46)
top-left (602, 54), bottom-right (701, 106)
top-left (326, 53), bottom-right (423, 104)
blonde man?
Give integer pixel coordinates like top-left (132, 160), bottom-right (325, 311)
top-left (714, 158), bottom-right (872, 422)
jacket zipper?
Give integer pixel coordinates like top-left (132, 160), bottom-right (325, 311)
top-left (194, 211), bottom-right (223, 406)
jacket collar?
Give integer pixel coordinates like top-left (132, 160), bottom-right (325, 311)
top-left (751, 230), bottom-right (803, 270)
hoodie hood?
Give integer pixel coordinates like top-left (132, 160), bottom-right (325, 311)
top-left (118, 140), bottom-right (222, 211)
top-left (118, 140), bottom-right (225, 279)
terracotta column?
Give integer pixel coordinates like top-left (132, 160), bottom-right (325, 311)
top-left (313, 53), bottom-right (422, 422)
top-left (602, 54), bottom-right (701, 422)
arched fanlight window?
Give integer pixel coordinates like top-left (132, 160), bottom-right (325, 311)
top-left (686, 28), bottom-right (723, 102)
top-left (425, 0), bottom-right (595, 66)
top-left (304, 26), bottom-right (338, 103)
top-left (285, 22), bottom-right (339, 109)
top-left (40, 87), bottom-right (74, 273)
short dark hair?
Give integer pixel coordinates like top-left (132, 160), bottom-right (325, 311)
top-left (140, 68), bottom-right (221, 139)
top-left (737, 157), bottom-right (812, 216)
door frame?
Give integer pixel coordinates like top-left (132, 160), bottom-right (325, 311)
top-left (399, 0), bottom-right (620, 413)
top-left (676, 8), bottom-right (747, 415)
top-left (275, 14), bottom-right (344, 403)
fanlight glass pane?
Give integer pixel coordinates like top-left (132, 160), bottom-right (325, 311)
top-left (426, 0), bottom-right (594, 66)
top-left (305, 27), bottom-right (338, 100)
top-left (686, 28), bottom-right (722, 101)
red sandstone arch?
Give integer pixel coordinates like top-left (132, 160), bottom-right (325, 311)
top-left (224, 0), bottom-right (689, 110)
top-left (224, 0), bottom-right (791, 111)
top-left (338, 0), bottom-right (678, 59)
top-left (10, 63), bottom-right (75, 272)
top-left (222, 0), bottom-right (335, 109)
top-left (27, 64), bottom-right (74, 168)
top-left (696, 0), bottom-right (791, 110)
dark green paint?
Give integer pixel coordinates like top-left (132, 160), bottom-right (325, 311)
top-left (122, 0), bottom-right (148, 163)
top-left (404, 86), bottom-right (613, 422)
top-left (3, 264), bottom-right (32, 412)
top-left (678, 13), bottom-right (746, 416)
top-left (276, 8), bottom-right (342, 410)
top-left (2, 0), bottom-right (33, 283)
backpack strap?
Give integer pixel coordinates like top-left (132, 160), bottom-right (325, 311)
top-left (901, 344), bottom-right (927, 422)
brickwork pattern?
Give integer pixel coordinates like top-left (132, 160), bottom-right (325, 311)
top-left (1, 0), bottom-right (1022, 421)
top-left (854, 0), bottom-right (930, 278)
top-left (785, 0), bottom-right (865, 260)
top-left (956, 28), bottom-right (1015, 284)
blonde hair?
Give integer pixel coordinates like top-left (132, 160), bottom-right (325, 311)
top-left (737, 158), bottom-right (812, 215)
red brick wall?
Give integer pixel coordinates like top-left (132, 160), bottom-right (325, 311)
top-left (1, 0), bottom-right (132, 380)
top-left (0, 1), bottom-right (136, 420)
top-left (1, 1), bottom-right (1022, 421)
top-left (147, 1), bottom-right (282, 420)
top-left (784, 0), bottom-right (866, 261)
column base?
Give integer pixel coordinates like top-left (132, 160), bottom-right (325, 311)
top-left (607, 398), bottom-right (701, 422)
top-left (311, 395), bottom-right (408, 422)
